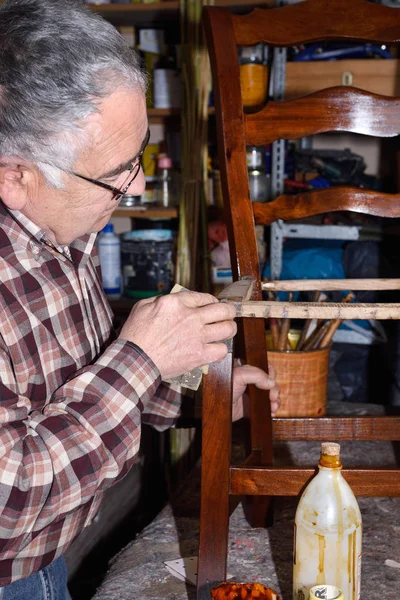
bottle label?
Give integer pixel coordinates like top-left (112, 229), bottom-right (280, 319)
top-left (309, 585), bottom-right (344, 600)
top-left (246, 147), bottom-right (263, 169)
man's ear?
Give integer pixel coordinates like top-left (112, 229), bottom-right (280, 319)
top-left (0, 161), bottom-right (33, 210)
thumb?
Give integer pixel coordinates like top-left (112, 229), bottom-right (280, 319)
top-left (233, 364), bottom-right (276, 390)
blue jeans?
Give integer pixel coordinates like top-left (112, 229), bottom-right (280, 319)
top-left (0, 556), bottom-right (71, 600)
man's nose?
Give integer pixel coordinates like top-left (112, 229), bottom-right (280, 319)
top-left (127, 166), bottom-right (146, 197)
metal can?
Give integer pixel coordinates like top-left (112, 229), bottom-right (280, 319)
top-left (118, 195), bottom-right (141, 207)
top-left (309, 585), bottom-right (344, 600)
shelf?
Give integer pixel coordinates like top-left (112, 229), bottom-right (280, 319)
top-left (90, 2), bottom-right (179, 26)
top-left (284, 58), bottom-right (400, 100)
top-left (112, 206), bottom-right (178, 218)
top-left (90, 1), bottom-right (274, 26)
top-left (150, 56), bottom-right (400, 122)
top-left (147, 107), bottom-right (180, 123)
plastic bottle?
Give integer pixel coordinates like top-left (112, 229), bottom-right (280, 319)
top-left (293, 442), bottom-right (362, 600)
top-left (153, 49), bottom-right (181, 109)
top-left (97, 223), bottom-right (122, 300)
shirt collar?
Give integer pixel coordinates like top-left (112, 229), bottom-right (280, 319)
top-left (8, 209), bottom-right (73, 258)
top-left (2, 204), bottom-right (96, 266)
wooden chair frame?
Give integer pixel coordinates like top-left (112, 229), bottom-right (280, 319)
top-left (198, 0), bottom-right (400, 596)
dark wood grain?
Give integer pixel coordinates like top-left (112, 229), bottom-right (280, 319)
top-left (245, 88), bottom-right (400, 145)
top-left (230, 467), bottom-right (400, 497)
top-left (273, 417), bottom-right (400, 441)
top-left (203, 2), bottom-right (275, 530)
top-left (197, 350), bottom-right (234, 593)
top-left (203, 7), bottom-right (258, 283)
top-left (253, 188), bottom-right (400, 225)
top-left (232, 0), bottom-right (400, 46)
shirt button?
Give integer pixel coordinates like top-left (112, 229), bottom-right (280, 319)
top-left (29, 242), bottom-right (40, 255)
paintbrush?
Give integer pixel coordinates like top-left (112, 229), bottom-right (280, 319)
top-left (277, 291), bottom-right (293, 351)
top-left (267, 291), bottom-right (280, 350)
top-left (318, 292), bottom-right (355, 348)
top-left (297, 290), bottom-right (322, 350)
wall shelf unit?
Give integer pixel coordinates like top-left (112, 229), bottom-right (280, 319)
top-left (112, 206), bottom-right (178, 219)
top-left (90, 0), bottom-right (275, 26)
top-left (147, 107), bottom-right (180, 123)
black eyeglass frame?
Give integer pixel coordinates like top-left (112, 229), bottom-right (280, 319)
top-left (69, 129), bottom-right (150, 200)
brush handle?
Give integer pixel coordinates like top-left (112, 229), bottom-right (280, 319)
top-left (319, 318), bottom-right (343, 348)
top-left (302, 321), bottom-right (330, 351)
top-left (297, 291), bottom-right (322, 350)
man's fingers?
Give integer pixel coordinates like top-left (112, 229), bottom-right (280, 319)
top-left (270, 400), bottom-right (280, 417)
top-left (199, 301), bottom-right (237, 324)
top-left (234, 364), bottom-right (277, 390)
top-left (178, 291), bottom-right (219, 308)
top-left (203, 320), bottom-right (237, 343)
top-left (269, 384), bottom-right (280, 402)
top-left (201, 341), bottom-right (229, 364)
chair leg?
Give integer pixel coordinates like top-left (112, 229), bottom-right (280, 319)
top-left (242, 319), bottom-right (274, 528)
top-left (197, 346), bottom-right (234, 595)
top-left (243, 495), bottom-right (274, 528)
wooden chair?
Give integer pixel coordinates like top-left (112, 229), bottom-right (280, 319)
top-left (198, 0), bottom-right (400, 595)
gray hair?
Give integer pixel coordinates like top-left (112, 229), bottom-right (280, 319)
top-left (0, 0), bottom-right (148, 187)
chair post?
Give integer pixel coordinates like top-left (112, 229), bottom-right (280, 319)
top-left (197, 341), bottom-right (234, 596)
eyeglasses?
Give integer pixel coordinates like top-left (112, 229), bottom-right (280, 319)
top-left (67, 129), bottom-right (150, 201)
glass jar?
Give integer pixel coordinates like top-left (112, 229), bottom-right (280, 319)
top-left (247, 146), bottom-right (270, 202)
top-left (248, 169), bottom-right (269, 203)
top-left (238, 44), bottom-right (268, 108)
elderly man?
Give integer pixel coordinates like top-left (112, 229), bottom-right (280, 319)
top-left (0, 0), bottom-right (279, 598)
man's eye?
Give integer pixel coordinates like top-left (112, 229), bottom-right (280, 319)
top-left (106, 170), bottom-right (127, 183)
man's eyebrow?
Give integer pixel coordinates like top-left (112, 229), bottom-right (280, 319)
top-left (99, 128), bottom-right (150, 179)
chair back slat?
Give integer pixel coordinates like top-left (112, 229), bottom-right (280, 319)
top-left (245, 88), bottom-right (400, 146)
top-left (233, 0), bottom-right (400, 47)
top-left (253, 188), bottom-right (400, 226)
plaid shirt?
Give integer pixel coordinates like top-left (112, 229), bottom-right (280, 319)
top-left (0, 202), bottom-right (182, 585)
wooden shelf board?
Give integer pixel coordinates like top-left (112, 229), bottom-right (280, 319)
top-left (91, 2), bottom-right (179, 26)
top-left (92, 2), bottom-right (178, 13)
top-left (285, 58), bottom-right (400, 100)
top-left (112, 206), bottom-right (178, 218)
top-left (91, 1), bottom-right (273, 25)
top-left (148, 60), bottom-right (400, 121)
top-left (147, 107), bottom-right (180, 122)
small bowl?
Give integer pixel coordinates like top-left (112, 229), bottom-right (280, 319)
top-left (210, 581), bottom-right (280, 600)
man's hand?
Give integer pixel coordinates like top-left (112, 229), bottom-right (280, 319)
top-left (118, 292), bottom-right (237, 380)
top-left (232, 363), bottom-right (280, 421)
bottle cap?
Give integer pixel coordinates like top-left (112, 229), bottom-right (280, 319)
top-left (158, 155), bottom-right (173, 169)
top-left (102, 223), bottom-right (114, 233)
top-left (321, 442), bottom-right (340, 456)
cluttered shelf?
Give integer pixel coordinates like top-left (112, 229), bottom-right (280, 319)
top-left (148, 58), bottom-right (400, 122)
top-left (90, 0), bottom-right (275, 26)
top-left (112, 206), bottom-right (178, 218)
top-left (147, 107), bottom-right (180, 123)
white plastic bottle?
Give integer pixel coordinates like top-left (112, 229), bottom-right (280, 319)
top-left (97, 223), bottom-right (122, 300)
top-left (293, 442), bottom-right (362, 600)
